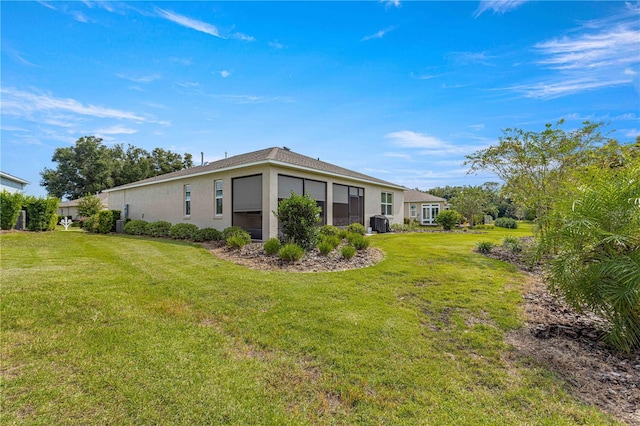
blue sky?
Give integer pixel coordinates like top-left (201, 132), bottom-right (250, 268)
top-left (2, 1), bottom-right (639, 198)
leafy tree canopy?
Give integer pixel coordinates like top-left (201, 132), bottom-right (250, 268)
top-left (41, 136), bottom-right (193, 200)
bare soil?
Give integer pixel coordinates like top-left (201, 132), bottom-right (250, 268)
top-left (486, 246), bottom-right (640, 425)
top-left (203, 239), bottom-right (639, 424)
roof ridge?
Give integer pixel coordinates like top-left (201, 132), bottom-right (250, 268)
top-left (265, 147), bottom-right (280, 160)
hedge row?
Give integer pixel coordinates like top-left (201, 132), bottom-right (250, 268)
top-left (122, 219), bottom-right (230, 243)
top-left (0, 191), bottom-right (59, 231)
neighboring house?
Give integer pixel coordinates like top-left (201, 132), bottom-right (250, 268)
top-left (58, 192), bottom-right (109, 219)
top-left (403, 189), bottom-right (447, 225)
top-left (105, 147), bottom-right (405, 240)
top-left (0, 171), bottom-right (29, 194)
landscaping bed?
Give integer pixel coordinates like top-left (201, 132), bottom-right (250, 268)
top-left (482, 244), bottom-right (640, 425)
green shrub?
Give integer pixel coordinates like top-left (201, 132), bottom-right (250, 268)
top-left (475, 241), bottom-right (495, 254)
top-left (435, 210), bottom-right (461, 231)
top-left (495, 217), bottom-right (518, 229)
top-left (170, 223), bottom-right (199, 240)
top-left (0, 190), bottom-right (23, 230)
top-left (24, 196), bottom-right (59, 231)
top-left (341, 245), bottom-right (356, 259)
top-left (124, 219), bottom-right (149, 235)
top-left (109, 210), bottom-right (122, 232)
top-left (278, 243), bottom-right (305, 261)
top-left (347, 222), bottom-right (366, 235)
top-left (222, 226), bottom-right (247, 240)
top-left (319, 235), bottom-right (341, 250)
top-left (318, 225), bottom-right (340, 237)
top-left (84, 215), bottom-right (96, 233)
top-left (194, 228), bottom-right (223, 242)
top-left (226, 231), bottom-right (251, 249)
top-left (264, 238), bottom-right (282, 255)
top-left (147, 221), bottom-right (172, 238)
top-left (337, 229), bottom-right (349, 239)
top-left (93, 210), bottom-right (114, 234)
top-left (502, 236), bottom-right (523, 253)
top-left (275, 192), bottom-right (321, 250)
top-left (347, 232), bottom-right (369, 250)
top-left (317, 240), bottom-right (335, 255)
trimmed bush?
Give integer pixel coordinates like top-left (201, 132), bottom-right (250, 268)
top-left (495, 217), bottom-right (518, 229)
top-left (347, 232), bottom-right (369, 250)
top-left (318, 225), bottom-right (340, 237)
top-left (124, 219), bottom-right (149, 235)
top-left (194, 228), bottom-right (223, 242)
top-left (320, 235), bottom-right (341, 250)
top-left (147, 221), bottom-right (172, 238)
top-left (264, 238), bottom-right (282, 255)
top-left (24, 196), bottom-right (59, 231)
top-left (502, 236), bottom-right (523, 253)
top-left (84, 215), bottom-right (96, 233)
top-left (109, 210), bottom-right (122, 232)
top-left (170, 223), bottom-right (199, 240)
top-left (278, 243), bottom-right (305, 262)
top-left (223, 226), bottom-right (247, 240)
top-left (475, 241), bottom-right (495, 254)
top-left (275, 192), bottom-right (321, 250)
top-left (226, 231), bottom-right (251, 249)
top-left (0, 190), bottom-right (23, 230)
top-left (347, 222), bottom-right (366, 235)
top-left (435, 210), bottom-right (461, 231)
top-left (77, 194), bottom-right (103, 218)
top-left (93, 210), bottom-right (114, 234)
top-left (341, 245), bottom-right (356, 259)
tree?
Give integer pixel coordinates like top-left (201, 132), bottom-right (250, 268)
top-left (537, 164), bottom-right (640, 353)
top-left (465, 121), bottom-right (610, 227)
top-left (0, 191), bottom-right (24, 230)
top-left (41, 136), bottom-right (114, 200)
top-left (450, 186), bottom-right (491, 226)
top-left (77, 194), bottom-right (104, 217)
top-left (275, 192), bottom-right (322, 250)
top-left (41, 136), bottom-right (194, 200)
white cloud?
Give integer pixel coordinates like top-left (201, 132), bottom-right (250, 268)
top-left (220, 70), bottom-right (231, 78)
top-left (511, 6), bottom-right (640, 99)
top-left (474, 0), bottom-right (528, 18)
top-left (71, 10), bottom-right (90, 23)
top-left (232, 32), bottom-right (255, 42)
top-left (447, 51), bottom-right (495, 66)
top-left (383, 152), bottom-right (412, 160)
top-left (361, 26), bottom-right (397, 41)
top-left (468, 124), bottom-right (485, 131)
top-left (37, 1), bottom-right (57, 10)
top-left (385, 130), bottom-right (449, 149)
top-left (0, 87), bottom-right (164, 124)
top-left (176, 81), bottom-right (200, 88)
top-left (269, 40), bottom-right (285, 49)
top-left (155, 7), bottom-right (224, 38)
top-left (116, 73), bottom-right (162, 84)
top-left (381, 0), bottom-right (401, 9)
top-left (94, 125), bottom-right (138, 135)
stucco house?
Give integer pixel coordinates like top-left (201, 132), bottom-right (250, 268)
top-left (58, 192), bottom-right (109, 219)
top-left (105, 147), bottom-right (405, 240)
top-left (0, 171), bottom-right (29, 194)
top-left (403, 189), bottom-right (447, 225)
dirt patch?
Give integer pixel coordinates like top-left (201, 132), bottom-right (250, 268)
top-left (484, 247), bottom-right (640, 425)
top-left (202, 241), bottom-right (384, 273)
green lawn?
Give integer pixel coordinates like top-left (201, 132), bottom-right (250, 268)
top-left (1, 226), bottom-right (618, 425)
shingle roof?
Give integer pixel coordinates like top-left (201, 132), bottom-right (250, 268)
top-left (403, 189), bottom-right (446, 203)
top-left (106, 147), bottom-right (403, 191)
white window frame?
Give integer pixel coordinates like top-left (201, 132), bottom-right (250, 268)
top-left (214, 180), bottom-right (223, 217)
top-left (184, 184), bottom-right (191, 217)
top-left (410, 204), bottom-right (417, 218)
top-left (421, 203), bottom-right (440, 225)
top-left (381, 192), bottom-right (393, 216)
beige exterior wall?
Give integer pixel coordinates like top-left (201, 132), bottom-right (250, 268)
top-left (404, 201), bottom-right (446, 225)
top-left (107, 163), bottom-right (404, 240)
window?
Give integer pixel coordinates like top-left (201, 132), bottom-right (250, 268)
top-left (421, 203), bottom-right (440, 225)
top-left (214, 180), bottom-right (223, 216)
top-left (277, 175), bottom-right (326, 225)
top-left (410, 204), bottom-right (417, 218)
top-left (184, 184), bottom-right (191, 216)
top-left (332, 184), bottom-right (364, 226)
top-left (232, 174), bottom-right (262, 240)
top-left (381, 192), bottom-right (393, 216)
